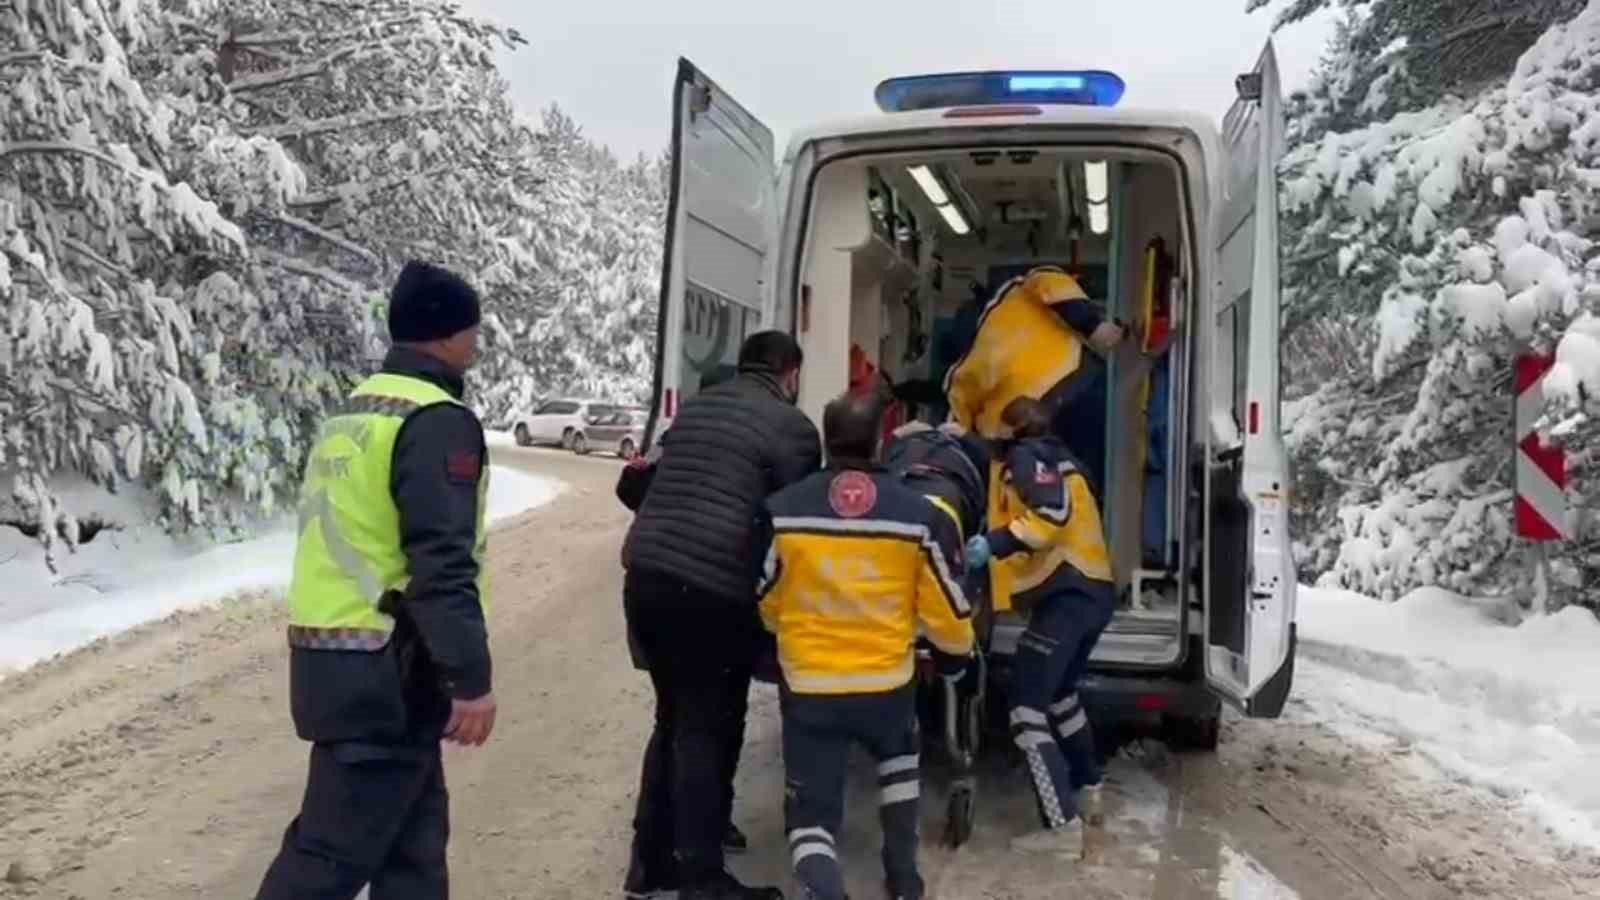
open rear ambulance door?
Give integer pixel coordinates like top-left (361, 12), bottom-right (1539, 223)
top-left (645, 58), bottom-right (777, 449)
top-left (1205, 41), bottom-right (1297, 718)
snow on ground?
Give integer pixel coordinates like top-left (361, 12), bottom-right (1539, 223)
top-left (0, 465), bottom-right (563, 676)
top-left (1296, 585), bottom-right (1600, 850)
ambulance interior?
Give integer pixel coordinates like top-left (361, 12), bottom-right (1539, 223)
top-left (794, 148), bottom-right (1190, 669)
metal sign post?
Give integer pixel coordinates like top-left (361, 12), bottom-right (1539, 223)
top-left (1513, 351), bottom-right (1570, 614)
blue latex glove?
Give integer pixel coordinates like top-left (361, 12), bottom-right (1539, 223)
top-left (964, 535), bottom-right (991, 573)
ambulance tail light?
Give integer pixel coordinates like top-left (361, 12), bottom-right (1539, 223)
top-left (1135, 693), bottom-right (1171, 712)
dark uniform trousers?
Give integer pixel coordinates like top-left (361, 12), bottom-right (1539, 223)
top-left (782, 684), bottom-right (922, 900)
top-left (1009, 587), bottom-right (1115, 830)
top-left (256, 743), bottom-right (448, 900)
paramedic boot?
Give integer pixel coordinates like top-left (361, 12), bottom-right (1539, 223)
top-left (1079, 783), bottom-right (1105, 826)
top-left (681, 869), bottom-right (784, 900)
top-left (885, 876), bottom-right (925, 900)
top-left (1009, 817), bottom-right (1084, 857)
top-left (723, 823), bottom-right (749, 855)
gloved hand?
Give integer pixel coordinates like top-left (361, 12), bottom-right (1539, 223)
top-left (964, 535), bottom-right (991, 573)
top-left (940, 653), bottom-right (982, 696)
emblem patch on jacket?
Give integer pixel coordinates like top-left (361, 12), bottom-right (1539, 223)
top-left (446, 450), bottom-right (483, 484)
top-left (828, 470), bottom-right (878, 518)
top-left (1034, 460), bottom-right (1059, 484)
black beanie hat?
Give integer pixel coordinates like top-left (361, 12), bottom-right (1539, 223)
top-left (387, 260), bottom-right (482, 343)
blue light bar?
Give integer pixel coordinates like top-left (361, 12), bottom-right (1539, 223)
top-left (874, 70), bottom-right (1126, 113)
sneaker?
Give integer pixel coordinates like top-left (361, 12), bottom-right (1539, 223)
top-left (723, 822), bottom-right (750, 855)
top-left (680, 869), bottom-right (784, 900)
top-left (1080, 784), bottom-right (1105, 826)
top-left (1009, 818), bottom-right (1084, 856)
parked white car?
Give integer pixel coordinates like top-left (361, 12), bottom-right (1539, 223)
top-left (570, 406), bottom-right (648, 458)
top-left (511, 398), bottom-right (605, 450)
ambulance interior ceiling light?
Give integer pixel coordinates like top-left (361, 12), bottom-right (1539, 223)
top-left (1084, 160), bottom-right (1108, 205)
top-left (937, 202), bottom-right (971, 235)
top-left (907, 165), bottom-right (949, 206)
top-left (1089, 203), bottom-right (1109, 235)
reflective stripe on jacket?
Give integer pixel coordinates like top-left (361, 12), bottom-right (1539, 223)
top-left (987, 437), bottom-right (1113, 610)
top-left (287, 372), bottom-right (490, 650)
top-left (758, 467), bottom-right (974, 695)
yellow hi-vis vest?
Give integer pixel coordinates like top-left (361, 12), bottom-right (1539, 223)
top-left (286, 372), bottom-right (490, 651)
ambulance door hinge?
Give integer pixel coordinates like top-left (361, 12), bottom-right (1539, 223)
top-left (1236, 73), bottom-right (1263, 103)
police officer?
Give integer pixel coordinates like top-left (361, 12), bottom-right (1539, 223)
top-left (964, 396), bottom-right (1115, 858)
top-left (758, 391), bottom-right (976, 900)
top-left (256, 261), bottom-right (497, 900)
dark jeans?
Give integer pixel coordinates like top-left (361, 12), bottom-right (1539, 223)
top-left (256, 743), bottom-right (448, 900)
top-left (1008, 588), bottom-right (1115, 829)
top-left (624, 569), bottom-right (761, 884)
top-left (781, 684), bottom-right (923, 900)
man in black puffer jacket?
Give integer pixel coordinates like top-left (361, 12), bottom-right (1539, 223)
top-left (621, 331), bottom-right (821, 900)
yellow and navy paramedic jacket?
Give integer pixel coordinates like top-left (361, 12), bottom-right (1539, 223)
top-left (943, 266), bottom-right (1106, 441)
top-left (985, 437), bottom-right (1114, 607)
top-left (757, 466), bottom-right (975, 695)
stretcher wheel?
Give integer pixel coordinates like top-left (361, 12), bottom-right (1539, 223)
top-left (943, 778), bottom-right (976, 849)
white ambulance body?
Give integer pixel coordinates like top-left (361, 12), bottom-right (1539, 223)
top-left (644, 49), bottom-right (1297, 742)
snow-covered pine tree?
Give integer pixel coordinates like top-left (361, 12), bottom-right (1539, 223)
top-left (130, 0), bottom-right (534, 536)
top-left (1258, 0), bottom-right (1600, 610)
top-left (4, 0), bottom-right (670, 564)
top-left (1, 0), bottom-right (263, 564)
top-left (470, 108), bottom-right (668, 422)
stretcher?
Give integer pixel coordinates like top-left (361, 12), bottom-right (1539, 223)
top-left (916, 641), bottom-right (987, 848)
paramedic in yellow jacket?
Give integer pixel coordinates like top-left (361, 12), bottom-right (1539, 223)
top-left (943, 266), bottom-right (1123, 610)
top-left (757, 390), bottom-right (975, 900)
top-left (965, 397), bottom-right (1116, 858)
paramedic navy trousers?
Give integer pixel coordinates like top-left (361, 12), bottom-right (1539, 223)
top-left (625, 569), bottom-right (760, 884)
top-left (781, 683), bottom-right (923, 900)
top-left (1008, 588), bottom-right (1115, 830)
top-left (256, 743), bottom-right (448, 900)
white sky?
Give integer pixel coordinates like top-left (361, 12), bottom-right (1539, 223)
top-left (461, 0), bottom-right (1336, 160)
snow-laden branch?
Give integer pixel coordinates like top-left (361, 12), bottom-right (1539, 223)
top-left (254, 248), bottom-right (367, 294)
top-left (288, 166), bottom-right (455, 208)
top-left (227, 44), bottom-right (373, 93)
top-left (250, 103), bottom-right (450, 140)
top-left (0, 141), bottom-right (135, 172)
top-left (267, 213), bottom-right (382, 268)
top-left (233, 16), bottom-right (430, 48)
top-left (60, 236), bottom-right (134, 282)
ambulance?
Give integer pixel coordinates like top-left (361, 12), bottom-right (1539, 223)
top-left (644, 47), bottom-right (1298, 748)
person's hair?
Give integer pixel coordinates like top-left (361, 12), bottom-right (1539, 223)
top-left (823, 389), bottom-right (884, 461)
top-left (737, 331), bottom-right (804, 375)
top-left (1001, 396), bottom-right (1051, 439)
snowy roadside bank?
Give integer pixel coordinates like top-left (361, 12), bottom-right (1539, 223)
top-left (1296, 586), bottom-right (1600, 851)
top-left (0, 464), bottom-right (563, 676)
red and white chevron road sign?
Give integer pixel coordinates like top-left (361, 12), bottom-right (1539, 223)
top-left (1514, 352), bottom-right (1570, 541)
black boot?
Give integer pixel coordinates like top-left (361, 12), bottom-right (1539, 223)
top-left (680, 868), bottom-right (784, 900)
top-left (723, 822), bottom-right (750, 855)
top-left (623, 851), bottom-right (678, 899)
